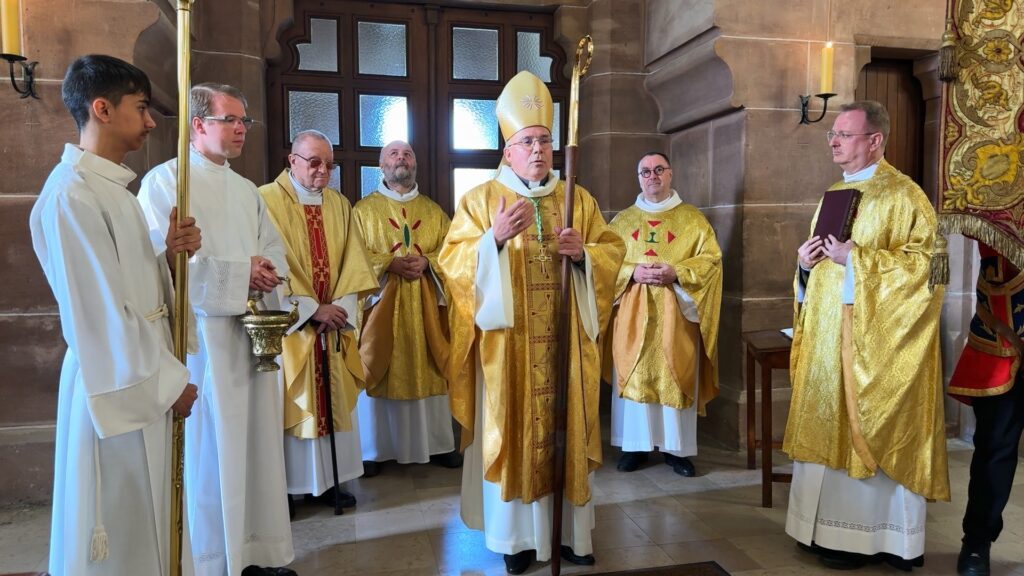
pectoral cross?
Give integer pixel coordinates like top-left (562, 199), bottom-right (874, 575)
top-left (532, 244), bottom-right (553, 277)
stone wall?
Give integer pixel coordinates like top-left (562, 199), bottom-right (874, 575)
top-left (0, 0), bottom-right (271, 504)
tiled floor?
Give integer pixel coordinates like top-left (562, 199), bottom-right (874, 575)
top-left (3, 435), bottom-right (1024, 575)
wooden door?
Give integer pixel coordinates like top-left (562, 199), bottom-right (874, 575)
top-left (855, 58), bottom-right (925, 185)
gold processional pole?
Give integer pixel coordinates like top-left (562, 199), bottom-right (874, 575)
top-left (171, 2), bottom-right (194, 575)
top-left (550, 35), bottom-right (593, 576)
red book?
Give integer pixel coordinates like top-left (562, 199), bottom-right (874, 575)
top-left (812, 188), bottom-right (860, 242)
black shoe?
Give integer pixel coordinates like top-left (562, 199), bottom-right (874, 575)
top-left (363, 460), bottom-right (381, 478)
top-left (663, 454), bottom-right (696, 477)
top-left (957, 542), bottom-right (990, 576)
top-left (617, 451), bottom-right (649, 472)
top-left (503, 550), bottom-right (534, 575)
top-left (313, 486), bottom-right (357, 508)
top-left (877, 553), bottom-right (923, 572)
top-left (241, 567), bottom-right (298, 576)
top-left (818, 549), bottom-right (872, 570)
top-left (560, 545), bottom-right (596, 565)
top-left (431, 450), bottom-right (464, 468)
top-left (796, 541), bottom-right (824, 555)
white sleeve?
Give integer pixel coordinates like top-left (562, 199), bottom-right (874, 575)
top-left (672, 284), bottom-right (701, 323)
top-left (474, 229), bottom-right (514, 330)
top-left (35, 188), bottom-right (188, 438)
top-left (138, 169), bottom-right (252, 317)
top-left (571, 252), bottom-right (600, 341)
top-left (332, 293), bottom-right (358, 331)
top-left (842, 259), bottom-right (855, 304)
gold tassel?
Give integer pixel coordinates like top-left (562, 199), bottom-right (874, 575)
top-left (939, 18), bottom-right (958, 82)
top-left (939, 213), bottom-right (1024, 271)
top-left (930, 233), bottom-right (950, 289)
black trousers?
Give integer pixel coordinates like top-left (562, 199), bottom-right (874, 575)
top-left (962, 374), bottom-right (1024, 546)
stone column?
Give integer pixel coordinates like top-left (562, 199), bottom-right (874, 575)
top-left (0, 0), bottom-right (165, 504)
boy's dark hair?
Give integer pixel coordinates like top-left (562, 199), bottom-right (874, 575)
top-left (61, 55), bottom-right (152, 131)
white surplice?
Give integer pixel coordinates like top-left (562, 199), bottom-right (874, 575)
top-left (459, 169), bottom-right (596, 561)
top-left (31, 144), bottom-right (193, 576)
top-left (279, 178), bottom-right (364, 495)
top-left (786, 462), bottom-right (926, 559)
top-left (139, 149), bottom-right (294, 575)
top-left (785, 160), bottom-right (925, 561)
top-left (358, 181), bottom-right (455, 465)
top-left (611, 190), bottom-right (699, 459)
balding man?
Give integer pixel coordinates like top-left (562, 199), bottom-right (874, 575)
top-left (353, 140), bottom-right (459, 476)
top-left (785, 101), bottom-right (948, 571)
top-left (258, 129), bottom-right (379, 513)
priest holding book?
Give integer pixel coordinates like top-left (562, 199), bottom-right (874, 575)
top-left (784, 100), bottom-right (949, 572)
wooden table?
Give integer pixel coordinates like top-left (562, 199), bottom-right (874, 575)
top-left (741, 329), bottom-right (794, 508)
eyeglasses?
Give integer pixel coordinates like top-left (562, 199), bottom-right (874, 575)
top-left (202, 115), bottom-right (255, 129)
top-left (291, 153), bottom-right (335, 171)
top-left (825, 130), bottom-right (878, 142)
top-left (508, 136), bottom-right (553, 149)
top-left (638, 165), bottom-right (671, 179)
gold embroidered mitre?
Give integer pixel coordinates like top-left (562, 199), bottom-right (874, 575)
top-left (496, 71), bottom-right (553, 140)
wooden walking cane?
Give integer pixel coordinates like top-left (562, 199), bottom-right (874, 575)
top-left (170, 2), bottom-right (194, 574)
top-left (550, 35), bottom-right (592, 576)
top-left (320, 331), bottom-right (345, 516)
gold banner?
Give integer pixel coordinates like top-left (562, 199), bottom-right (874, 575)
top-left (939, 0), bottom-right (1024, 266)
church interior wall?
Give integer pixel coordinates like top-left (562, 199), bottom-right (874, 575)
top-left (0, 0), bottom-right (983, 504)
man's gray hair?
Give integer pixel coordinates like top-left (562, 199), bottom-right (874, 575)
top-left (190, 82), bottom-right (248, 119)
top-left (292, 129), bottom-right (333, 153)
top-left (839, 100), bottom-right (890, 147)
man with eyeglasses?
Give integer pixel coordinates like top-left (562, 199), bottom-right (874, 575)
top-left (258, 129), bottom-right (379, 516)
top-left (352, 140), bottom-right (462, 477)
top-left (139, 83), bottom-right (298, 576)
top-left (440, 71), bottom-right (624, 575)
top-left (606, 152), bottom-right (722, 478)
top-left (784, 100), bottom-right (948, 572)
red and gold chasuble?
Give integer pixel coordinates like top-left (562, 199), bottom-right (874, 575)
top-left (259, 170), bottom-right (379, 440)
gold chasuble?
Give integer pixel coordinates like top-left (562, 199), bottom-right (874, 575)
top-left (259, 171), bottom-right (378, 439)
top-left (608, 202), bottom-right (722, 413)
top-left (783, 160), bottom-right (950, 501)
top-left (441, 179), bottom-right (624, 506)
top-left (353, 190), bottom-right (451, 400)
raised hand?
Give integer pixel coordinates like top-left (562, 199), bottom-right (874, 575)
top-left (493, 195), bottom-right (535, 247)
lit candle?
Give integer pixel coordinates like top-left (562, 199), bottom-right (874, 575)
top-left (1, 0), bottom-right (21, 56)
top-left (820, 41), bottom-right (834, 94)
